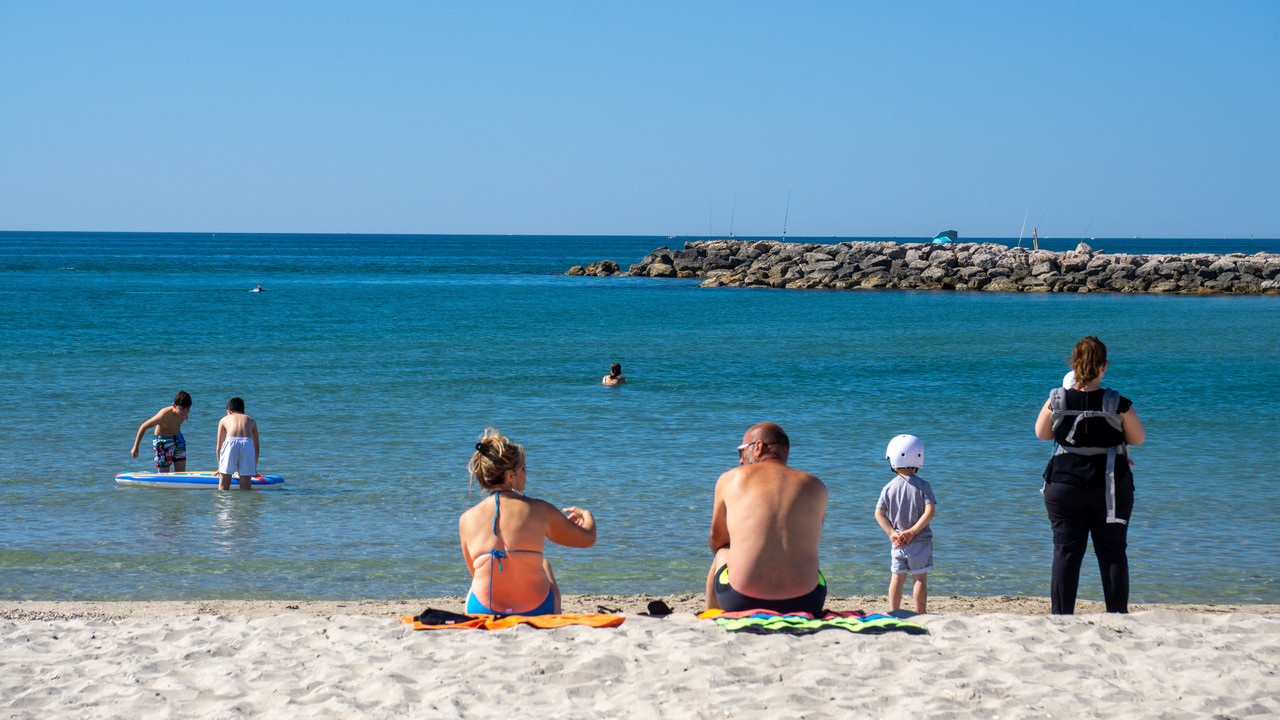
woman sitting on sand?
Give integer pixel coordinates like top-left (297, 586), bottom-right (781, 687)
top-left (1035, 336), bottom-right (1146, 614)
top-left (460, 428), bottom-right (597, 615)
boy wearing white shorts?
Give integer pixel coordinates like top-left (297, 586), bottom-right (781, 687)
top-left (216, 397), bottom-right (260, 491)
top-left (875, 434), bottom-right (937, 613)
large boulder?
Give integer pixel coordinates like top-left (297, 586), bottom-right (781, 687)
top-left (1209, 257), bottom-right (1238, 273)
top-left (920, 266), bottom-right (949, 283)
top-left (971, 252), bottom-right (1000, 270)
top-left (1059, 254), bottom-right (1090, 273)
top-left (585, 260), bottom-right (620, 276)
top-left (1135, 259), bottom-right (1163, 278)
top-left (929, 250), bottom-right (958, 268)
top-left (1086, 256), bottom-right (1113, 272)
top-left (1031, 259), bottom-right (1057, 276)
top-left (642, 247), bottom-right (674, 266)
top-left (702, 251), bottom-right (738, 271)
top-left (801, 260), bottom-right (840, 274)
top-left (860, 255), bottom-right (893, 271)
top-left (670, 249), bottom-right (704, 274)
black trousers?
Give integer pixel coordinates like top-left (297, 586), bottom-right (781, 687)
top-left (1043, 481), bottom-right (1131, 614)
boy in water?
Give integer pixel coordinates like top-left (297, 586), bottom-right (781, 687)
top-left (130, 391), bottom-right (193, 473)
top-left (216, 397), bottom-right (260, 490)
top-left (875, 434), bottom-right (937, 613)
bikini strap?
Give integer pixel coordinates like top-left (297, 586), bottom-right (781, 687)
top-left (486, 548), bottom-right (508, 572)
top-left (479, 489), bottom-right (545, 614)
top-left (490, 490), bottom-right (501, 536)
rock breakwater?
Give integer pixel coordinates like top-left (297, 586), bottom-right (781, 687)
top-left (567, 239), bottom-right (1280, 294)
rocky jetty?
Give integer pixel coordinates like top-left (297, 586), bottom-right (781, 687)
top-left (567, 239), bottom-right (1280, 294)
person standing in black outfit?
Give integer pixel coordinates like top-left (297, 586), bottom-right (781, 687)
top-left (1034, 336), bottom-right (1147, 614)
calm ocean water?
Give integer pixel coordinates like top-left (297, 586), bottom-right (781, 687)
top-left (1, 232), bottom-right (1277, 604)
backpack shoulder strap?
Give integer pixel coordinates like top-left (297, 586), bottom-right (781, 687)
top-left (1100, 388), bottom-right (1124, 432)
top-left (1102, 388), bottom-right (1119, 413)
top-left (1048, 387), bottom-right (1068, 430)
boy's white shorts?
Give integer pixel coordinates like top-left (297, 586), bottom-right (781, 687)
top-left (218, 437), bottom-right (256, 476)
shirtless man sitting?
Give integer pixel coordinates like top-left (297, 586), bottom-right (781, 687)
top-left (706, 422), bottom-right (829, 615)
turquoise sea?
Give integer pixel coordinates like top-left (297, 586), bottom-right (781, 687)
top-left (2, 232), bottom-right (1277, 604)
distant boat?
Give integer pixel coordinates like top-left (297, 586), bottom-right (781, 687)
top-left (932, 230), bottom-right (958, 244)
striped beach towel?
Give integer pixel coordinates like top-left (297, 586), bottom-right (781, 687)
top-left (700, 608), bottom-right (928, 635)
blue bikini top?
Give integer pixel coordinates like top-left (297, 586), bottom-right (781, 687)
top-left (481, 490), bottom-right (543, 573)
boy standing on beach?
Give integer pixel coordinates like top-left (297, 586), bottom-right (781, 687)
top-left (130, 391), bottom-right (193, 473)
top-left (216, 397), bottom-right (259, 491)
top-left (875, 434), bottom-right (937, 614)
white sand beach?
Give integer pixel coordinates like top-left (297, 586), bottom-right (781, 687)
top-left (3, 596), bottom-right (1277, 719)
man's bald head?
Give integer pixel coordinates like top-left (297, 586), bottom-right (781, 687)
top-left (742, 422), bottom-right (790, 463)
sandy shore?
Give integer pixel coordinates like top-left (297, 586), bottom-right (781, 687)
top-left (3, 596), bottom-right (1278, 719)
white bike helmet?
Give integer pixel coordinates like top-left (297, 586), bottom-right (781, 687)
top-left (886, 434), bottom-right (924, 469)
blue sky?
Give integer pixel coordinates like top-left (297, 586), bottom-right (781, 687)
top-left (2, 1), bottom-right (1277, 238)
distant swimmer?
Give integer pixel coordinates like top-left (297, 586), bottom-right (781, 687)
top-left (602, 362), bottom-right (626, 386)
top-left (250, 285), bottom-right (264, 293)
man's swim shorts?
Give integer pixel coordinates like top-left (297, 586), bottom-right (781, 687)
top-left (153, 433), bottom-right (186, 470)
top-left (714, 565), bottom-right (827, 616)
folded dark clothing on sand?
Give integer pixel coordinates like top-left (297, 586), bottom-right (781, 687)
top-left (643, 599), bottom-right (673, 616)
top-left (415, 608), bottom-right (474, 625)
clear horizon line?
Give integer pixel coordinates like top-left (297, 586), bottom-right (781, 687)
top-left (2, 229), bottom-right (1277, 242)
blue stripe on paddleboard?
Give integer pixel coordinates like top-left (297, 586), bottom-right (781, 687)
top-left (115, 473), bottom-right (285, 487)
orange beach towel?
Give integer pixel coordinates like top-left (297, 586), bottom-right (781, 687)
top-left (400, 612), bottom-right (625, 630)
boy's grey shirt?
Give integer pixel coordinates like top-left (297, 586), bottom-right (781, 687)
top-left (876, 474), bottom-right (937, 542)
